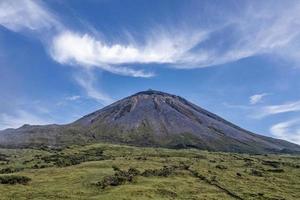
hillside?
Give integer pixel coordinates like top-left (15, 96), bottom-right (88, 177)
top-left (0, 143), bottom-right (299, 200)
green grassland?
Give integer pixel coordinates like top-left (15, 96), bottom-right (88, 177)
top-left (0, 143), bottom-right (299, 200)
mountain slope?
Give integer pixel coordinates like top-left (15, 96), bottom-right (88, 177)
top-left (0, 90), bottom-right (299, 153)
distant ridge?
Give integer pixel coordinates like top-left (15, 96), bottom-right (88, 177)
top-left (1, 90), bottom-right (300, 154)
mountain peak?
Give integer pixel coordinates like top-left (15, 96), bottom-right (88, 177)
top-left (1, 90), bottom-right (299, 153)
top-left (132, 89), bottom-right (175, 97)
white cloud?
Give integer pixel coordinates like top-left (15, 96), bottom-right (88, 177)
top-left (51, 30), bottom-right (206, 65)
top-left (2, 0), bottom-right (300, 75)
top-left (50, 30), bottom-right (206, 77)
top-left (270, 119), bottom-right (300, 145)
top-left (0, 0), bottom-right (60, 32)
top-left (74, 71), bottom-right (113, 104)
top-left (49, 1), bottom-right (300, 73)
top-left (252, 100), bottom-right (300, 118)
top-left (0, 110), bottom-right (52, 130)
top-left (66, 95), bottom-right (81, 101)
top-left (249, 93), bottom-right (269, 105)
top-left (263, 101), bottom-right (300, 116)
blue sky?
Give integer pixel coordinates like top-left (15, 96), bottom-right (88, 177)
top-left (1, 0), bottom-right (300, 144)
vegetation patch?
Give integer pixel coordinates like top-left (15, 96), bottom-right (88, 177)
top-left (41, 147), bottom-right (108, 167)
top-left (262, 160), bottom-right (281, 168)
top-left (0, 167), bottom-right (23, 174)
top-left (267, 168), bottom-right (284, 173)
top-left (0, 153), bottom-right (8, 162)
top-left (215, 164), bottom-right (227, 170)
top-left (141, 166), bottom-right (175, 177)
top-left (0, 175), bottom-right (31, 185)
top-left (250, 169), bottom-right (263, 177)
top-left (95, 167), bottom-right (140, 189)
top-left (95, 164), bottom-right (189, 189)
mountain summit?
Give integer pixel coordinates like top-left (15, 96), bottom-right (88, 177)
top-left (1, 90), bottom-right (300, 153)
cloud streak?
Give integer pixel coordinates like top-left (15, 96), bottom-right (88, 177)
top-left (270, 119), bottom-right (300, 145)
top-left (249, 93), bottom-right (269, 105)
top-left (0, 110), bottom-right (52, 130)
top-left (74, 71), bottom-right (113, 104)
top-left (255, 100), bottom-right (300, 118)
top-left (0, 0), bottom-right (60, 32)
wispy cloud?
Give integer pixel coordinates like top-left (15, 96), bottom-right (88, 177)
top-left (49, 30), bottom-right (204, 77)
top-left (254, 100), bottom-right (300, 118)
top-left (66, 95), bottom-right (81, 101)
top-left (0, 0), bottom-right (60, 32)
top-left (74, 70), bottom-right (113, 104)
top-left (2, 0), bottom-right (300, 73)
top-left (270, 119), bottom-right (300, 145)
top-left (0, 110), bottom-right (52, 130)
top-left (249, 93), bottom-right (270, 105)
top-left (49, 1), bottom-right (300, 72)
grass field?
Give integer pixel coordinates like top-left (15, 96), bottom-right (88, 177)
top-left (0, 143), bottom-right (299, 200)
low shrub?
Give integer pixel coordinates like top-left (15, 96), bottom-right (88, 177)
top-left (41, 148), bottom-right (107, 167)
top-left (262, 160), bottom-right (281, 168)
top-left (112, 165), bottom-right (120, 171)
top-left (210, 175), bottom-right (217, 182)
top-left (215, 165), bottom-right (227, 170)
top-left (194, 155), bottom-right (207, 160)
top-left (267, 168), bottom-right (284, 173)
top-left (0, 167), bottom-right (23, 174)
top-left (96, 165), bottom-right (187, 189)
top-left (236, 172), bottom-right (242, 177)
top-left (135, 156), bottom-right (147, 161)
top-left (128, 167), bottom-right (140, 176)
top-left (141, 166), bottom-right (175, 177)
top-left (96, 167), bottom-right (140, 189)
top-left (0, 154), bottom-right (8, 162)
top-left (0, 175), bottom-right (31, 185)
top-left (250, 169), bottom-right (263, 177)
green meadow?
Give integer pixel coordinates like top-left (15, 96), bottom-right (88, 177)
top-left (0, 143), bottom-right (299, 200)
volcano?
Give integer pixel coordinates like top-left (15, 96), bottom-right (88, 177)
top-left (1, 90), bottom-right (299, 153)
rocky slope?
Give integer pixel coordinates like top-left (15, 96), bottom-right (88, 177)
top-left (0, 90), bottom-right (299, 153)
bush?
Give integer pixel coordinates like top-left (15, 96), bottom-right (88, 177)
top-left (97, 174), bottom-right (128, 188)
top-left (141, 166), bottom-right (175, 177)
top-left (112, 165), bottom-right (120, 171)
top-left (0, 167), bottom-right (23, 174)
top-left (210, 175), bottom-right (217, 182)
top-left (135, 156), bottom-right (147, 161)
top-left (262, 160), bottom-right (281, 168)
top-left (194, 155), bottom-right (207, 160)
top-left (96, 167), bottom-right (140, 189)
top-left (0, 175), bottom-right (31, 185)
top-left (128, 167), bottom-right (140, 176)
top-left (250, 169), bottom-right (263, 177)
top-left (0, 154), bottom-right (8, 162)
top-left (267, 168), bottom-right (284, 173)
top-left (41, 148), bottom-right (107, 167)
top-left (178, 162), bottom-right (191, 170)
top-left (215, 165), bottom-right (227, 170)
